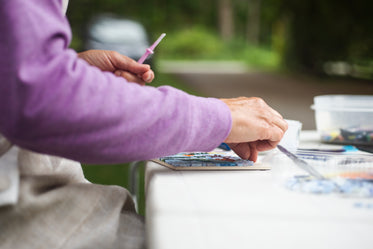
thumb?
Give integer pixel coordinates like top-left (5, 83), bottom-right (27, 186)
top-left (111, 52), bottom-right (150, 74)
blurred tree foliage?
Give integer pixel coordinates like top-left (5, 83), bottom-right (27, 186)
top-left (67, 0), bottom-right (373, 79)
top-left (274, 0), bottom-right (373, 78)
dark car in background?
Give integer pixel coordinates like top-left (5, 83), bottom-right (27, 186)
top-left (85, 14), bottom-right (152, 64)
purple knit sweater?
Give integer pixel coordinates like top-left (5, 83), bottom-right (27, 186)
top-left (0, 0), bottom-right (232, 164)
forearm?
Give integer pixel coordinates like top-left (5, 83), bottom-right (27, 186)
top-left (0, 0), bottom-right (232, 164)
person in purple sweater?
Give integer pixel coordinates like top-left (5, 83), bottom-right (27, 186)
top-left (0, 0), bottom-right (287, 248)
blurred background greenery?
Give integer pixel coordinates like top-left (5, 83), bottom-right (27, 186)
top-left (68, 0), bottom-right (373, 78)
top-left (66, 0), bottom-right (372, 215)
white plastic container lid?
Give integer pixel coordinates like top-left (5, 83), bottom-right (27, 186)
top-left (311, 95), bottom-right (373, 112)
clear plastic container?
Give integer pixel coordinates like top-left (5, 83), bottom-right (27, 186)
top-left (311, 95), bottom-right (373, 146)
top-left (278, 119), bottom-right (302, 151)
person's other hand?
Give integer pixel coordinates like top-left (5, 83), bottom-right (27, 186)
top-left (220, 97), bottom-right (288, 162)
top-left (78, 50), bottom-right (154, 85)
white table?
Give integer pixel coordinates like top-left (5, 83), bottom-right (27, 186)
top-left (145, 131), bottom-right (373, 249)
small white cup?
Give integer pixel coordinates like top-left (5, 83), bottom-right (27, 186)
top-left (279, 119), bottom-right (302, 151)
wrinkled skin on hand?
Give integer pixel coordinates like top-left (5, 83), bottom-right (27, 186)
top-left (78, 50), bottom-right (154, 85)
top-left (220, 97), bottom-right (288, 162)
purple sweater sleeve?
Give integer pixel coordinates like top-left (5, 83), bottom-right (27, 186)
top-left (0, 0), bottom-right (232, 164)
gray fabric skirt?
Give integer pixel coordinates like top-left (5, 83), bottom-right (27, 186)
top-left (0, 149), bottom-right (145, 249)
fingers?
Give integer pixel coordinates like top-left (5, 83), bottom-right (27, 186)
top-left (221, 96), bottom-right (288, 159)
top-left (78, 50), bottom-right (155, 84)
top-left (249, 143), bottom-right (259, 162)
top-left (114, 70), bottom-right (146, 86)
top-left (229, 140), bottom-right (277, 162)
top-left (229, 143), bottom-right (251, 160)
top-left (255, 140), bottom-right (278, 152)
top-left (253, 98), bottom-right (287, 141)
top-left (222, 96), bottom-right (288, 144)
top-left (110, 52), bottom-right (151, 75)
top-left (229, 143), bottom-right (259, 162)
top-left (110, 52), bottom-right (154, 83)
top-left (259, 119), bottom-right (288, 143)
top-left (142, 70), bottom-right (155, 83)
top-left (271, 114), bottom-right (288, 136)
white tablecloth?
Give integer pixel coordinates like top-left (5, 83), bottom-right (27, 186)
top-left (145, 131), bottom-right (373, 249)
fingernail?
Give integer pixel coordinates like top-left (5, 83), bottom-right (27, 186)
top-left (145, 75), bottom-right (152, 82)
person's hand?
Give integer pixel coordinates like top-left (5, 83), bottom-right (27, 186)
top-left (78, 50), bottom-right (154, 85)
top-left (220, 97), bottom-right (288, 162)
